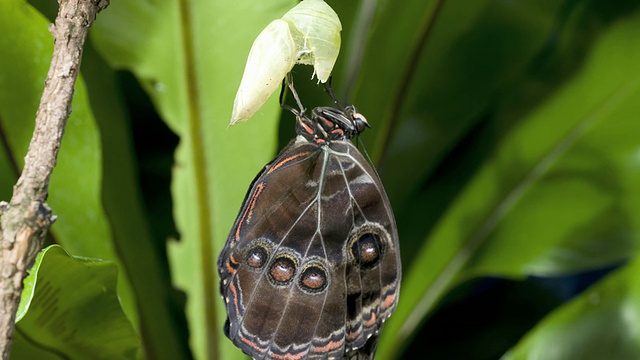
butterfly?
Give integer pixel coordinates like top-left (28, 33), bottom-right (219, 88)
top-left (218, 77), bottom-right (401, 359)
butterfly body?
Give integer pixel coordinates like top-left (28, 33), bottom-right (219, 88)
top-left (218, 103), bottom-right (400, 360)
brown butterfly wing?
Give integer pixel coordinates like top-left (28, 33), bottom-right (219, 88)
top-left (329, 141), bottom-right (400, 355)
top-left (218, 136), bottom-right (400, 359)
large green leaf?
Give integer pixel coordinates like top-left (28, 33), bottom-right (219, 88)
top-left (503, 257), bottom-right (640, 360)
top-left (91, 1), bottom-right (296, 358)
top-left (377, 0), bottom-right (563, 218)
top-left (11, 331), bottom-right (62, 360)
top-left (377, 5), bottom-right (640, 359)
top-left (13, 245), bottom-right (139, 359)
top-left (0, 0), bottom-right (137, 325)
top-left (80, 43), bottom-right (191, 359)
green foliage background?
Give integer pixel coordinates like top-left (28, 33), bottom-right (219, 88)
top-left (1, 0), bottom-right (640, 359)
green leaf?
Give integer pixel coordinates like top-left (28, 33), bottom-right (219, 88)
top-left (503, 258), bottom-right (640, 360)
top-left (377, 6), bottom-right (640, 359)
top-left (0, 0), bottom-right (137, 326)
top-left (11, 331), bottom-right (63, 360)
top-left (377, 0), bottom-right (563, 215)
top-left (14, 245), bottom-right (140, 360)
top-left (91, 1), bottom-right (296, 358)
top-left (80, 43), bottom-right (191, 359)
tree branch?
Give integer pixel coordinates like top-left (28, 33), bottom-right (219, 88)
top-left (0, 0), bottom-right (109, 358)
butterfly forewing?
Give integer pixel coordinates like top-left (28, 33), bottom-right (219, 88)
top-left (219, 109), bottom-right (400, 360)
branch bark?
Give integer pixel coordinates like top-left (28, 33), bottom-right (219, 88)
top-left (0, 0), bottom-right (109, 358)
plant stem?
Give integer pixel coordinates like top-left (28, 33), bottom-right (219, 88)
top-left (0, 1), bottom-right (109, 358)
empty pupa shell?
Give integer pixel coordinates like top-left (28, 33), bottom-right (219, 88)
top-left (230, 0), bottom-right (341, 124)
top-left (282, 0), bottom-right (341, 83)
top-left (230, 19), bottom-right (296, 125)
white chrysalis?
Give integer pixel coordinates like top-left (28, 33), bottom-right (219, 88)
top-left (230, 0), bottom-right (341, 125)
top-left (282, 0), bottom-right (341, 83)
top-left (230, 19), bottom-right (296, 125)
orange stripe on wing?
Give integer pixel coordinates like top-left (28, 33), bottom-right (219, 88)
top-left (225, 255), bottom-right (239, 274)
top-left (266, 152), bottom-right (310, 175)
top-left (239, 332), bottom-right (268, 354)
top-left (229, 282), bottom-right (242, 317)
top-left (364, 311), bottom-right (377, 328)
top-left (381, 293), bottom-right (397, 310)
top-left (311, 338), bottom-right (345, 353)
top-left (346, 328), bottom-right (361, 341)
top-left (270, 350), bottom-right (308, 360)
top-left (234, 182), bottom-right (265, 241)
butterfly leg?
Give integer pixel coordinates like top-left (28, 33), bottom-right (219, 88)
top-left (280, 73), bottom-right (307, 117)
top-left (322, 76), bottom-right (347, 111)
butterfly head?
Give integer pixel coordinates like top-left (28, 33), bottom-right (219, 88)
top-left (344, 105), bottom-right (370, 134)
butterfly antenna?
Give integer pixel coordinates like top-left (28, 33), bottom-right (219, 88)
top-left (356, 136), bottom-right (384, 180)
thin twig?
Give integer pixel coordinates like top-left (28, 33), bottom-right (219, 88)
top-left (0, 1), bottom-right (109, 358)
